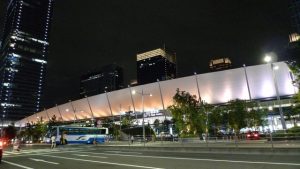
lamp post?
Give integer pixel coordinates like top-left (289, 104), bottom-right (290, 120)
top-left (132, 89), bottom-right (152, 146)
top-left (264, 55), bottom-right (287, 130)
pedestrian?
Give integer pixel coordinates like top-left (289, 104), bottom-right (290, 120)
top-left (51, 135), bottom-right (56, 149)
top-left (13, 138), bottom-right (21, 152)
top-left (131, 135), bottom-right (134, 144)
top-left (202, 133), bottom-right (206, 142)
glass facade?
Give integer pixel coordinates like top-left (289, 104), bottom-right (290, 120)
top-left (137, 48), bottom-right (176, 85)
top-left (80, 64), bottom-right (124, 98)
top-left (0, 0), bottom-right (54, 122)
top-left (290, 0), bottom-right (300, 34)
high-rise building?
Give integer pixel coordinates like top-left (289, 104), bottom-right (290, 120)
top-left (137, 48), bottom-right (176, 85)
top-left (0, 0), bottom-right (54, 123)
top-left (287, 0), bottom-right (300, 63)
top-left (80, 64), bottom-right (124, 98)
top-left (290, 0), bottom-right (300, 34)
top-left (209, 58), bottom-right (232, 71)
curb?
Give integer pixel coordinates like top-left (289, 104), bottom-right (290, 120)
top-left (95, 145), bottom-right (300, 155)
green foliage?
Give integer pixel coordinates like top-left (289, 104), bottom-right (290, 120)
top-left (32, 120), bottom-right (47, 142)
top-left (120, 113), bottom-right (134, 129)
top-left (288, 63), bottom-right (300, 126)
top-left (153, 119), bottom-right (160, 129)
top-left (168, 89), bottom-right (206, 137)
top-left (226, 99), bottom-right (268, 133)
top-left (227, 99), bottom-right (248, 133)
top-left (287, 126), bottom-right (300, 134)
top-left (20, 118), bottom-right (48, 142)
top-left (48, 115), bottom-right (63, 128)
top-left (208, 106), bottom-right (228, 135)
top-left (288, 63), bottom-right (300, 87)
top-left (245, 101), bottom-right (268, 128)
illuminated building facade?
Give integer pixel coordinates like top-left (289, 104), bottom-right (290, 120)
top-left (209, 58), bottom-right (232, 71)
top-left (17, 62), bottom-right (298, 129)
top-left (0, 0), bottom-right (54, 122)
top-left (137, 48), bottom-right (176, 85)
top-left (80, 64), bottom-right (124, 98)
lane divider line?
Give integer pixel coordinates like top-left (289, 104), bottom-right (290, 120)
top-left (81, 151), bottom-right (300, 166)
top-left (73, 154), bottom-right (107, 158)
top-left (2, 160), bottom-right (34, 169)
top-left (40, 154), bottom-right (165, 169)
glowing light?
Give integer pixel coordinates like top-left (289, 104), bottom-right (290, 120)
top-left (268, 106), bottom-right (273, 111)
top-left (32, 58), bottom-right (47, 64)
top-left (273, 65), bottom-right (279, 70)
top-left (264, 55), bottom-right (272, 63)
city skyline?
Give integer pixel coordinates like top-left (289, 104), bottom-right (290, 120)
top-left (0, 0), bottom-right (293, 108)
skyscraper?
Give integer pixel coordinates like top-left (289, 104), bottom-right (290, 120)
top-left (287, 0), bottom-right (300, 63)
top-left (290, 0), bottom-right (300, 34)
top-left (137, 48), bottom-right (176, 85)
top-left (80, 64), bottom-right (124, 98)
top-left (209, 58), bottom-right (232, 71)
top-left (0, 0), bottom-right (54, 123)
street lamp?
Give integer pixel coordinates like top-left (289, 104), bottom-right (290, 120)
top-left (264, 55), bottom-right (287, 130)
top-left (131, 89), bottom-right (152, 146)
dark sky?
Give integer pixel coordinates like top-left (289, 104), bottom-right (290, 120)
top-left (0, 0), bottom-right (292, 107)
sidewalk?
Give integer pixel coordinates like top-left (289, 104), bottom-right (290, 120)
top-left (99, 140), bottom-right (300, 155)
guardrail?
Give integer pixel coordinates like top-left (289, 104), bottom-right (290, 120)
top-left (110, 134), bottom-right (300, 150)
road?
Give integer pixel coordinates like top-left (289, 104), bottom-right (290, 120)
top-left (1, 145), bottom-right (300, 169)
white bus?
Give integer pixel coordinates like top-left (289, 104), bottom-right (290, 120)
top-left (44, 126), bottom-right (109, 144)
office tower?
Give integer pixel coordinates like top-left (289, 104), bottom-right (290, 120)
top-left (80, 64), bottom-right (124, 98)
top-left (137, 48), bottom-right (176, 85)
top-left (209, 58), bottom-right (232, 71)
top-left (288, 0), bottom-right (300, 63)
top-left (0, 0), bottom-right (54, 122)
top-left (290, 0), bottom-right (300, 34)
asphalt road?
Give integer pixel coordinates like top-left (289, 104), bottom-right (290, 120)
top-left (1, 145), bottom-right (300, 169)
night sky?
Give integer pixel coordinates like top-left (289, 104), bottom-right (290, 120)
top-left (0, 0), bottom-right (292, 108)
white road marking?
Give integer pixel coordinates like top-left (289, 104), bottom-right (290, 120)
top-left (4, 149), bottom-right (87, 158)
top-left (4, 149), bottom-right (59, 156)
top-left (40, 154), bottom-right (165, 169)
top-left (29, 158), bottom-right (59, 165)
top-left (105, 151), bottom-right (142, 154)
top-left (2, 160), bottom-right (34, 169)
top-left (82, 152), bottom-right (300, 166)
top-left (73, 154), bottom-right (107, 158)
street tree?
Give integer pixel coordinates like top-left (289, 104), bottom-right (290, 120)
top-left (168, 89), bottom-right (206, 137)
top-left (226, 99), bottom-right (268, 134)
top-left (208, 106), bottom-right (228, 135)
top-left (120, 112), bottom-right (134, 129)
top-left (288, 62), bottom-right (300, 126)
top-left (32, 119), bottom-right (47, 142)
top-left (226, 99), bottom-right (248, 134)
top-left (245, 101), bottom-right (268, 129)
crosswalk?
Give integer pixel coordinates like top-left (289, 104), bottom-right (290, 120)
top-left (4, 149), bottom-right (59, 156)
top-left (3, 147), bottom-right (85, 157)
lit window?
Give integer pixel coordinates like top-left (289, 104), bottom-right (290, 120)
top-left (32, 58), bottom-right (47, 64)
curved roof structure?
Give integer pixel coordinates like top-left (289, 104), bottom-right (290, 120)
top-left (16, 62), bottom-right (298, 126)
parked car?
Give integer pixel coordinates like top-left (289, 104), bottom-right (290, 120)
top-left (246, 131), bottom-right (260, 140)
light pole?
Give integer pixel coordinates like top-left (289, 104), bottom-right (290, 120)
top-left (264, 55), bottom-right (287, 130)
top-left (69, 100), bottom-right (77, 125)
top-left (131, 89), bottom-right (152, 146)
